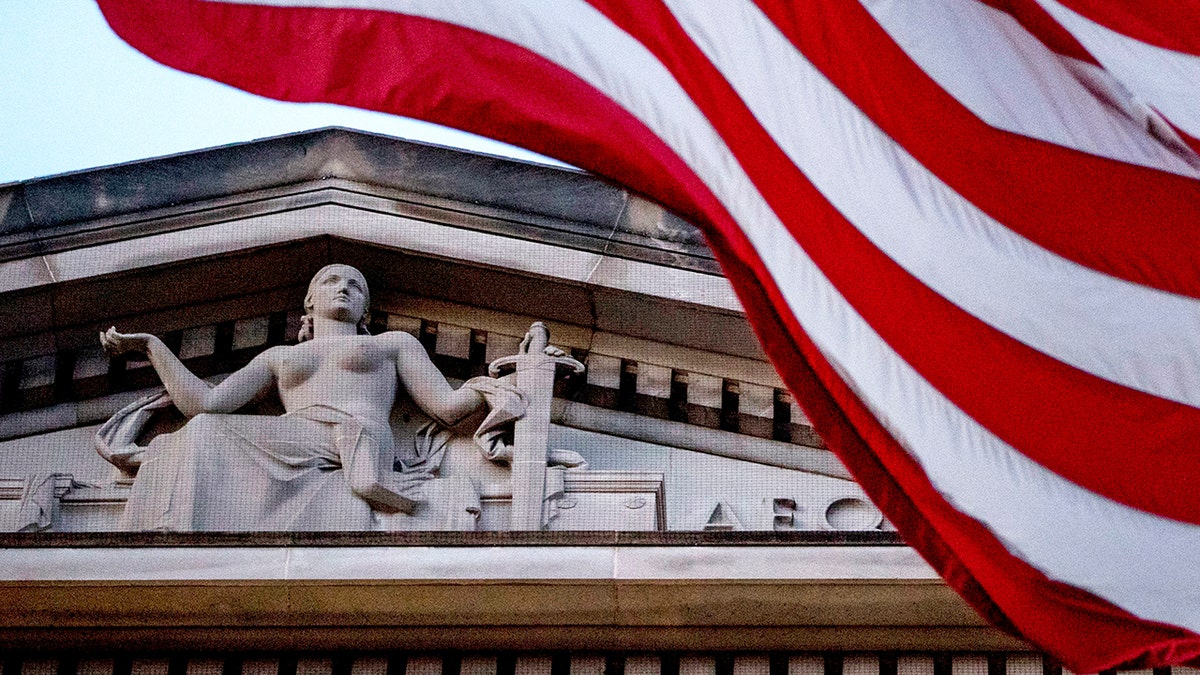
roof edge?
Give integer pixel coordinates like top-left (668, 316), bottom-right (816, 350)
top-left (0, 128), bottom-right (625, 236)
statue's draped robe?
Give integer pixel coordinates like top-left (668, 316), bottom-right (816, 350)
top-left (121, 407), bottom-right (391, 531)
top-left (114, 377), bottom-right (526, 532)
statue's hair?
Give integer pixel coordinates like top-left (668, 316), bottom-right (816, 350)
top-left (298, 264), bottom-right (372, 342)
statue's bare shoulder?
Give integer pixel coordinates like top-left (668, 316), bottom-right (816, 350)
top-left (375, 329), bottom-right (425, 355)
top-left (256, 344), bottom-right (292, 366)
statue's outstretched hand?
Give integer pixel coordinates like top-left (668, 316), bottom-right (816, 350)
top-left (543, 345), bottom-right (566, 358)
top-left (100, 326), bottom-right (154, 357)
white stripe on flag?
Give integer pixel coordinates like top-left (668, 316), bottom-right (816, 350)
top-left (861, 0), bottom-right (1200, 175)
top-left (1035, 0), bottom-right (1200, 140)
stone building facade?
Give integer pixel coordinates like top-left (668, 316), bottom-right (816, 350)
top-left (0, 128), bottom-right (1111, 675)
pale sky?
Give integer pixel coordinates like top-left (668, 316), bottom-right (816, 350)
top-left (0, 1), bottom-right (563, 185)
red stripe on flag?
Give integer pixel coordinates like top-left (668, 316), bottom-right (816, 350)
top-left (1046, 0), bottom-right (1200, 56)
top-left (584, 0), bottom-right (1200, 525)
top-left (96, 0), bottom-right (719, 236)
top-left (976, 0), bottom-right (1099, 63)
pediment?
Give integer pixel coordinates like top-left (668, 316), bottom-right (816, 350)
top-left (0, 131), bottom-right (875, 537)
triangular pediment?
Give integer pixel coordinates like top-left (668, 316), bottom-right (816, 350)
top-left (0, 131), bottom-right (872, 537)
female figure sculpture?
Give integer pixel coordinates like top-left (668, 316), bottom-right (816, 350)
top-left (100, 264), bottom-right (507, 531)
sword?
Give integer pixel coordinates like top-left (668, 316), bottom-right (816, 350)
top-left (489, 322), bottom-right (584, 530)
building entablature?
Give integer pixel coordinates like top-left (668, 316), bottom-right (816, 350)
top-left (0, 130), bottom-right (1025, 656)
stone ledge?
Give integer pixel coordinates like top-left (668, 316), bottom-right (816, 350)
top-left (0, 130), bottom-right (713, 275)
top-left (0, 545), bottom-right (1026, 652)
top-left (0, 544), bottom-right (927, 581)
top-left (0, 129), bottom-right (622, 236)
top-left (0, 626), bottom-right (1029, 654)
top-left (0, 531), bottom-right (902, 547)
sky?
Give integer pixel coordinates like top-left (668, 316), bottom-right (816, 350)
top-left (0, 2), bottom-right (563, 185)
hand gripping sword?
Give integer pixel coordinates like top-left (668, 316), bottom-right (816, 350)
top-left (488, 322), bottom-right (584, 530)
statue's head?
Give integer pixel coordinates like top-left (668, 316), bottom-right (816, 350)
top-left (299, 264), bottom-right (371, 341)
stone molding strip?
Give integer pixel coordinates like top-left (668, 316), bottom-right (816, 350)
top-left (0, 128), bottom-right (623, 235)
top-left (0, 129), bottom-right (714, 271)
top-left (0, 545), bottom-right (1025, 652)
top-left (0, 531), bottom-right (901, 548)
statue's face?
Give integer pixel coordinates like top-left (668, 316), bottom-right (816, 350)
top-left (307, 264), bottom-right (369, 324)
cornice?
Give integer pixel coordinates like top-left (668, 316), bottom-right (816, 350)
top-left (0, 128), bottom-right (714, 272)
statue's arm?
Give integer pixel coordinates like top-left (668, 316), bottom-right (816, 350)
top-left (101, 327), bottom-right (275, 417)
top-left (391, 331), bottom-right (484, 426)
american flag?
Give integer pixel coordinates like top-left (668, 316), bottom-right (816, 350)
top-left (96, 0), bottom-right (1200, 668)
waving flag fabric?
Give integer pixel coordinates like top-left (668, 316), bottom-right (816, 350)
top-left (95, 0), bottom-right (1200, 669)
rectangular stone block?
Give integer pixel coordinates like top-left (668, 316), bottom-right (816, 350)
top-left (386, 314), bottom-right (422, 337)
top-left (951, 656), bottom-right (987, 675)
top-left (1003, 656), bottom-right (1041, 675)
top-left (514, 657), bottom-right (552, 675)
top-left (179, 325), bottom-right (217, 359)
top-left (789, 399), bottom-right (810, 426)
top-left (843, 655), bottom-right (879, 675)
top-left (738, 381), bottom-right (774, 418)
top-left (296, 659), bottom-right (332, 675)
top-left (186, 659), bottom-right (224, 675)
top-left (787, 656), bottom-right (823, 675)
top-left (241, 659), bottom-right (279, 675)
top-left (897, 656), bottom-right (935, 675)
top-left (350, 658), bottom-right (389, 675)
top-left (624, 656), bottom-right (660, 675)
top-left (350, 653), bottom-right (386, 672)
top-left (21, 660), bottom-right (57, 675)
top-left (435, 323), bottom-right (472, 359)
top-left (484, 332), bottom-right (522, 365)
top-left (635, 362), bottom-right (672, 399)
top-left (570, 656), bottom-right (605, 675)
top-left (232, 316), bottom-right (270, 351)
top-left (459, 657), bottom-right (496, 675)
top-left (77, 660), bottom-right (114, 675)
top-left (20, 355), bottom-right (55, 390)
top-left (585, 353), bottom-right (621, 390)
top-left (686, 372), bottom-right (723, 408)
top-left (733, 656), bottom-right (770, 675)
top-left (406, 656), bottom-right (442, 675)
top-left (73, 346), bottom-right (110, 380)
top-left (679, 656), bottom-right (715, 675)
top-left (130, 659), bottom-right (170, 675)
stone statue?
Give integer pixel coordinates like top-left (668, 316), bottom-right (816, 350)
top-left (98, 263), bottom-right (528, 531)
